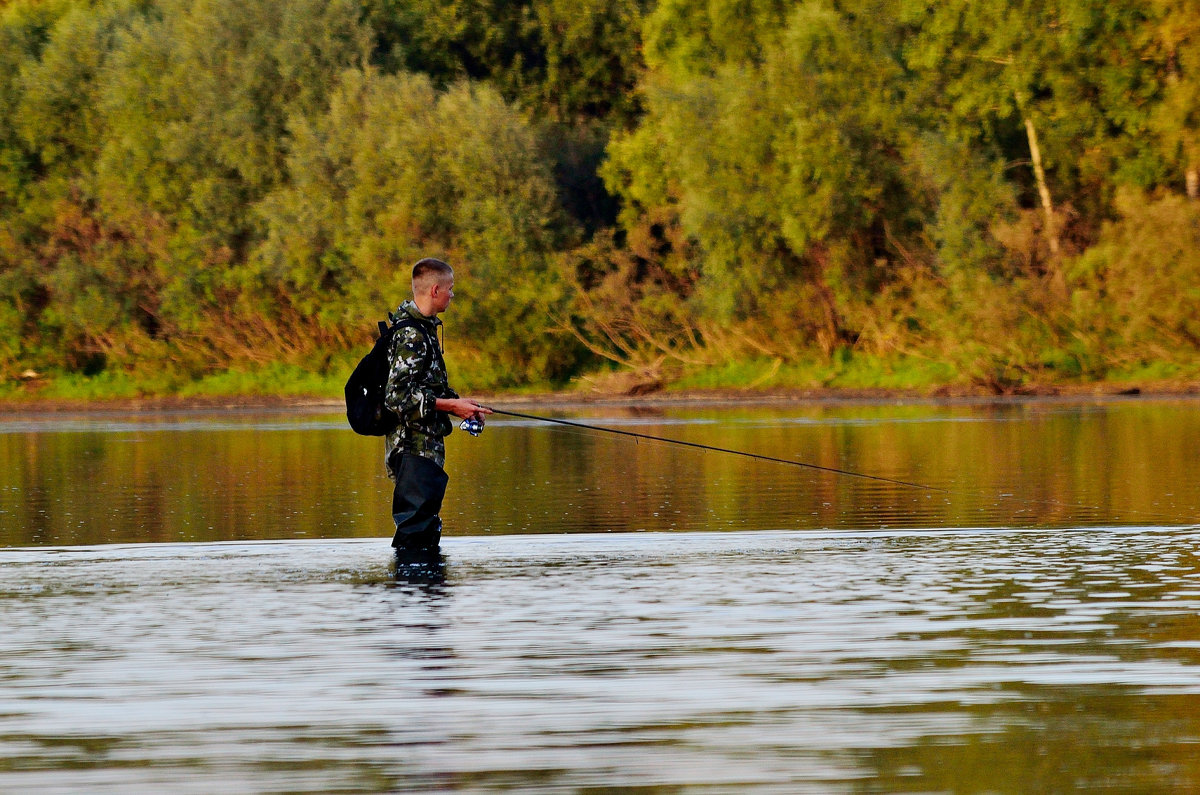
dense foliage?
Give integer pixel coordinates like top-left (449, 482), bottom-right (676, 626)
top-left (1, 0), bottom-right (1198, 395)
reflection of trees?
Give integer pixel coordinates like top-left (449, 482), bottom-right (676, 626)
top-left (830, 535), bottom-right (1200, 791)
top-left (2, 402), bottom-right (1197, 546)
top-left (448, 402), bottom-right (1198, 535)
top-left (0, 422), bottom-right (392, 546)
top-left (858, 689), bottom-right (1200, 792)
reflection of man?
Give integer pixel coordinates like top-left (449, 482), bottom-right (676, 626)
top-left (384, 257), bottom-right (491, 552)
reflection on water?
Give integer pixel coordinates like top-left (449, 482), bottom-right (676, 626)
top-left (392, 547), bottom-right (447, 588)
top-left (2, 397), bottom-right (1198, 547)
top-left (3, 398), bottom-right (1200, 791)
top-left (2, 530), bottom-right (1200, 791)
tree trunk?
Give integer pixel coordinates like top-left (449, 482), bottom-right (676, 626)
top-left (1187, 166), bottom-right (1198, 200)
top-left (1023, 116), bottom-right (1060, 258)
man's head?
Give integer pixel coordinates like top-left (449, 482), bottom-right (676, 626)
top-left (412, 257), bottom-right (454, 317)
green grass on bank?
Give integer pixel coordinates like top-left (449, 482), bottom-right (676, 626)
top-left (668, 353), bottom-right (961, 392)
top-left (3, 350), bottom-right (1199, 405)
top-left (1, 361), bottom-right (353, 403)
top-left (668, 353), bottom-right (1200, 395)
top-left (0, 350), bottom-right (565, 403)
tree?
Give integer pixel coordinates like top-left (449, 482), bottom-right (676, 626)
top-left (80, 0), bottom-right (372, 360)
top-left (255, 69), bottom-right (583, 385)
top-left (901, 0), bottom-right (1158, 280)
top-left (1, 0), bottom-right (141, 370)
top-left (96, 0), bottom-right (369, 255)
top-left (368, 0), bottom-right (647, 124)
top-left (604, 0), bottom-right (922, 353)
top-left (1147, 0), bottom-right (1200, 198)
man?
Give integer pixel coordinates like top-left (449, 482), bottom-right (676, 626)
top-left (384, 257), bottom-right (491, 552)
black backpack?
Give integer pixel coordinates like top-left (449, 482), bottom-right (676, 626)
top-left (344, 313), bottom-right (418, 436)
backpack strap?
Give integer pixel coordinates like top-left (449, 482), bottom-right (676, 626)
top-left (385, 316), bottom-right (451, 398)
top-left (387, 317), bottom-right (436, 348)
top-left (383, 317), bottom-right (430, 363)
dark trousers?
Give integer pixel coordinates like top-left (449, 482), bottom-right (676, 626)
top-left (389, 451), bottom-right (449, 550)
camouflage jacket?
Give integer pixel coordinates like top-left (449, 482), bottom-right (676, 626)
top-left (383, 300), bottom-right (459, 471)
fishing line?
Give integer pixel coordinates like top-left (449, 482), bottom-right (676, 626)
top-left (482, 406), bottom-right (1189, 525)
top-left (483, 407), bottom-right (948, 493)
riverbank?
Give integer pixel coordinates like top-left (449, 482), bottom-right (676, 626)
top-left (2, 378), bottom-right (1198, 415)
top-left (6, 346), bottom-right (1200, 414)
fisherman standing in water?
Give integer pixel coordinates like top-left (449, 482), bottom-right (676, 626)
top-left (384, 257), bottom-right (491, 553)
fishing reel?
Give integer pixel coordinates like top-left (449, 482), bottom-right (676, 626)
top-left (459, 417), bottom-right (484, 436)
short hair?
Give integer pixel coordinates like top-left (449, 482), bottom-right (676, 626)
top-left (412, 257), bottom-right (453, 293)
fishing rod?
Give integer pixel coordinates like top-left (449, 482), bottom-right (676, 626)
top-left (476, 407), bottom-right (1194, 525)
top-left (481, 406), bottom-right (948, 493)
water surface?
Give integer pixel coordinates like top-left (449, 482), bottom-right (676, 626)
top-left (2, 398), bottom-right (1199, 791)
top-left (2, 397), bottom-right (1197, 546)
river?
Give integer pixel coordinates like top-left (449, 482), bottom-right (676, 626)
top-left (1, 397), bottom-right (1198, 791)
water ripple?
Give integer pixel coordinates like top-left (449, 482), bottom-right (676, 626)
top-left (2, 528), bottom-right (1200, 791)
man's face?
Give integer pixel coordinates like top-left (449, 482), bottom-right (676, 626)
top-left (431, 275), bottom-right (454, 315)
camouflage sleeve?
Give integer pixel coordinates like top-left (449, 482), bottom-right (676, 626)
top-left (384, 327), bottom-right (440, 421)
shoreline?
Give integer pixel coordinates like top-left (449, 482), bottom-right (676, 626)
top-left (2, 379), bottom-right (1198, 415)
